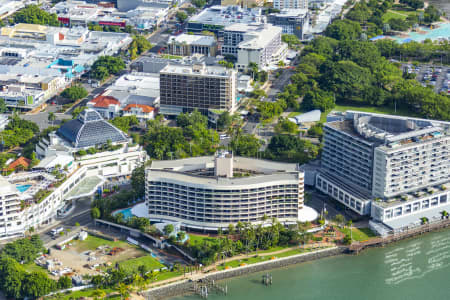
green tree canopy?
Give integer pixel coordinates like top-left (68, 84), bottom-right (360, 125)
top-left (265, 134), bottom-right (319, 164)
top-left (176, 11), bottom-right (188, 23)
top-left (230, 134), bottom-right (262, 157)
top-left (61, 85), bottom-right (88, 102)
top-left (13, 5), bottom-right (59, 26)
top-left (91, 56), bottom-right (125, 80)
top-left (131, 164), bottom-right (145, 198)
top-left (302, 89), bottom-right (335, 112)
top-left (110, 115), bottom-right (139, 133)
top-left (325, 19), bottom-right (362, 40)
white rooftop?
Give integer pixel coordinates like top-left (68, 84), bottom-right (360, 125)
top-left (168, 34), bottom-right (216, 46)
top-left (0, 176), bottom-right (18, 195)
top-left (270, 8), bottom-right (309, 18)
top-left (35, 153), bottom-right (74, 170)
top-left (160, 64), bottom-right (232, 77)
top-left (289, 109), bottom-right (321, 124)
top-left (189, 5), bottom-right (266, 27)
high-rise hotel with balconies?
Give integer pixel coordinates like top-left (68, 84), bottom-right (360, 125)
top-left (145, 152), bottom-right (304, 231)
top-left (316, 111), bottom-right (450, 233)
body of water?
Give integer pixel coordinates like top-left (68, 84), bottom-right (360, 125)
top-left (16, 184), bottom-right (31, 193)
top-left (174, 230), bottom-right (450, 300)
top-left (393, 23), bottom-right (450, 43)
top-left (112, 207), bottom-right (133, 220)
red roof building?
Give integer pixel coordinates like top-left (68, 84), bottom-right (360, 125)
top-left (5, 157), bottom-right (31, 171)
top-left (122, 104), bottom-right (155, 121)
top-left (87, 95), bottom-right (121, 119)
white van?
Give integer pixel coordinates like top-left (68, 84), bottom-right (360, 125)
top-left (51, 227), bottom-right (64, 236)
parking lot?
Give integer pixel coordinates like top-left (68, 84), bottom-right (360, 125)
top-left (404, 64), bottom-right (450, 95)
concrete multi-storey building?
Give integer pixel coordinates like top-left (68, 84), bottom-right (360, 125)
top-left (0, 177), bottom-right (22, 237)
top-left (187, 6), bottom-right (266, 37)
top-left (221, 0), bottom-right (264, 7)
top-left (316, 111), bottom-right (450, 233)
top-left (267, 9), bottom-right (310, 40)
top-left (221, 23), bottom-right (286, 70)
top-left (145, 152), bottom-right (304, 231)
top-left (159, 63), bottom-right (236, 115)
top-left (167, 34), bottom-right (217, 57)
top-left (274, 0), bottom-right (308, 9)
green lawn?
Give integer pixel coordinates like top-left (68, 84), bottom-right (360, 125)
top-left (188, 234), bottom-right (219, 245)
top-left (217, 248), bottom-right (322, 270)
top-left (333, 104), bottom-right (416, 118)
top-left (338, 227), bottom-right (376, 242)
top-left (70, 235), bottom-right (137, 252)
top-left (118, 256), bottom-right (164, 273)
top-left (23, 263), bottom-right (48, 274)
top-left (49, 288), bottom-right (116, 300)
top-left (154, 270), bottom-right (184, 282)
top-left (382, 9), bottom-right (418, 22)
top-left (250, 246), bottom-right (288, 254)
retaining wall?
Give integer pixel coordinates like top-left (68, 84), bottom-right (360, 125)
top-left (146, 247), bottom-right (346, 300)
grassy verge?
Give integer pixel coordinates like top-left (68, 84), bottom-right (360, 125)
top-left (119, 256), bottom-right (164, 273)
top-left (216, 247), bottom-right (329, 270)
top-left (49, 288), bottom-right (116, 300)
top-left (154, 270), bottom-right (184, 282)
top-left (250, 246), bottom-right (289, 254)
top-left (338, 227), bottom-right (376, 242)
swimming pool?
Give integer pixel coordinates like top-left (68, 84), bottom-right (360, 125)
top-left (393, 23), bottom-right (450, 43)
top-left (112, 207), bottom-right (133, 220)
top-left (16, 184), bottom-right (31, 193)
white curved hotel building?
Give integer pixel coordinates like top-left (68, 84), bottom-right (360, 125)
top-left (145, 152), bottom-right (304, 231)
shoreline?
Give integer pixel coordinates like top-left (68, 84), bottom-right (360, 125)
top-left (144, 247), bottom-right (347, 300)
top-left (144, 221), bottom-right (450, 300)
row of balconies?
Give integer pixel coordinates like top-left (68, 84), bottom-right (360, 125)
top-left (147, 199), bottom-right (299, 207)
top-left (146, 191), bottom-right (299, 198)
top-left (149, 208), bottom-right (297, 217)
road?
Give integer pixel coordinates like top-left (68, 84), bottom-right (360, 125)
top-left (306, 188), bottom-right (365, 223)
top-left (266, 68), bottom-right (295, 100)
top-left (39, 199), bottom-right (92, 247)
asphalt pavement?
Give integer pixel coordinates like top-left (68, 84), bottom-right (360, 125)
top-left (38, 199), bottom-right (92, 247)
top-left (306, 188), bottom-right (365, 222)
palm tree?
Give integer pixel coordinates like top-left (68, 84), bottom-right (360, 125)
top-left (48, 112), bottom-right (56, 126)
top-left (92, 289), bottom-right (106, 300)
top-left (236, 221), bottom-right (244, 234)
top-left (261, 214), bottom-right (269, 225)
top-left (227, 223), bottom-right (235, 236)
top-left (117, 283), bottom-right (131, 300)
top-left (132, 274), bottom-right (146, 293)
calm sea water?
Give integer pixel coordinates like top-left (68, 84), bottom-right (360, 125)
top-left (429, 0), bottom-right (450, 15)
top-left (173, 230), bottom-right (450, 300)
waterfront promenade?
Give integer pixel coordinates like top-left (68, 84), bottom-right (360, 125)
top-left (350, 218), bottom-right (450, 253)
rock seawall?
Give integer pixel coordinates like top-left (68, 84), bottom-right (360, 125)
top-left (146, 247), bottom-right (347, 300)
